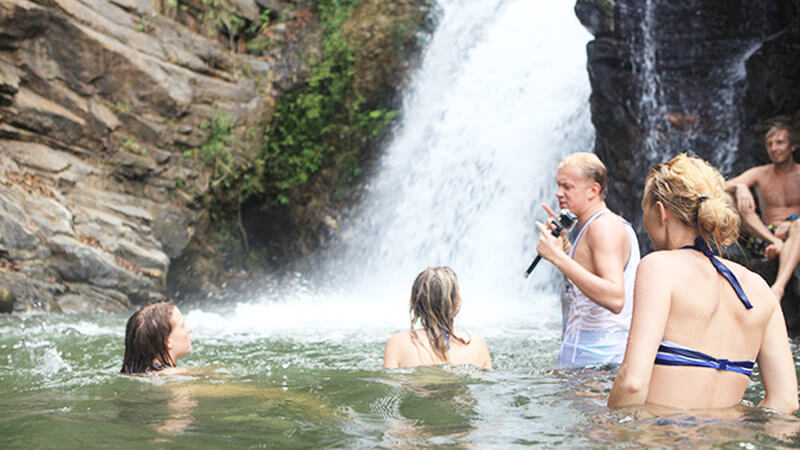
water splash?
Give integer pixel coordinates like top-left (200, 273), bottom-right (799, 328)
top-left (320, 0), bottom-right (593, 305)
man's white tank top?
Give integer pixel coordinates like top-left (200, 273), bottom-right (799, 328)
top-left (562, 209), bottom-right (640, 334)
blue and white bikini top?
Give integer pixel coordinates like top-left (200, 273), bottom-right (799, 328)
top-left (655, 340), bottom-right (755, 376)
top-left (653, 237), bottom-right (755, 377)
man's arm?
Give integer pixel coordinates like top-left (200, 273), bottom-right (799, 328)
top-left (724, 167), bottom-right (762, 215)
top-left (725, 167), bottom-right (781, 245)
top-left (536, 217), bottom-right (628, 313)
top-left (724, 167), bottom-right (760, 194)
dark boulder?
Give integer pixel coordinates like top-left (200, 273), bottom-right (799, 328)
top-left (576, 0), bottom-right (800, 335)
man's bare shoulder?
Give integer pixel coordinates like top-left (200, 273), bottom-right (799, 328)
top-left (744, 164), bottom-right (773, 181)
top-left (727, 164), bottom-right (771, 188)
top-left (584, 213), bottom-right (628, 242)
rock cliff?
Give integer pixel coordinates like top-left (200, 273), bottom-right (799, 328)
top-left (0, 0), bottom-right (431, 312)
top-left (576, 0), bottom-right (800, 334)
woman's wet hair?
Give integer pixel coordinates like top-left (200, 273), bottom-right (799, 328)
top-left (121, 300), bottom-right (176, 374)
top-left (409, 266), bottom-right (469, 362)
top-left (644, 153), bottom-right (740, 248)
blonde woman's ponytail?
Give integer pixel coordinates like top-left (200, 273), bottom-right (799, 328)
top-left (645, 154), bottom-right (740, 249)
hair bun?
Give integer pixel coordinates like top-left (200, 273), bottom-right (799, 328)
top-left (645, 154), bottom-right (740, 249)
top-left (696, 195), bottom-right (739, 246)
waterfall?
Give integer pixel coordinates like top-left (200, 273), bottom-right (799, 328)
top-left (191, 1), bottom-right (594, 338)
top-left (631, 0), bottom-right (767, 174)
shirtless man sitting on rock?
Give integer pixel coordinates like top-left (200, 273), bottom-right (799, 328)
top-left (725, 123), bottom-right (800, 299)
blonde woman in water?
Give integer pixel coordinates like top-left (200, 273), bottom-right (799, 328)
top-left (383, 267), bottom-right (493, 369)
top-left (609, 154), bottom-right (797, 413)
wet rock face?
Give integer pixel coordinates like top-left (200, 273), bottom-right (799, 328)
top-left (576, 0), bottom-right (794, 229)
top-left (0, 0), bottom-right (431, 312)
top-left (576, 0), bottom-right (800, 335)
top-left (0, 0), bottom-right (276, 312)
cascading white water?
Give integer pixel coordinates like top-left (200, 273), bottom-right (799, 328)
top-left (190, 0), bottom-right (594, 339)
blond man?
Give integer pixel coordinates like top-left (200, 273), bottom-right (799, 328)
top-left (536, 153), bottom-right (640, 368)
top-left (725, 123), bottom-right (800, 299)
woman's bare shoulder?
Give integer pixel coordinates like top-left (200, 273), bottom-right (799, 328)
top-left (387, 330), bottom-right (421, 353)
top-left (467, 332), bottom-right (488, 347)
top-left (156, 367), bottom-right (201, 376)
top-left (638, 249), bottom-right (685, 269)
top-left (720, 258), bottom-right (769, 286)
top-left (721, 259), bottom-right (778, 306)
top-left (387, 329), bottom-right (413, 343)
top-left (637, 250), bottom-right (714, 287)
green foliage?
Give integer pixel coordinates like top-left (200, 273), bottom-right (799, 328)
top-left (187, 0), bottom-right (409, 269)
top-left (188, 112), bottom-right (266, 203)
top-left (245, 36), bottom-right (274, 52)
top-left (189, 113), bottom-right (239, 189)
top-left (114, 102), bottom-right (131, 114)
top-left (198, 113), bottom-right (234, 165)
top-left (262, 0), bottom-right (397, 205)
top-left (246, 9), bottom-right (272, 35)
top-left (197, 0), bottom-right (249, 51)
top-left (215, 219), bottom-right (269, 270)
top-left (120, 138), bottom-right (146, 156)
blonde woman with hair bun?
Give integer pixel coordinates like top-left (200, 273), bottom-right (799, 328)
top-left (609, 154), bottom-right (798, 413)
top-left (383, 267), bottom-right (492, 369)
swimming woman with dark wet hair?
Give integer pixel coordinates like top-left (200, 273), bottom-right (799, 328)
top-left (383, 267), bottom-right (492, 368)
top-left (121, 301), bottom-right (193, 375)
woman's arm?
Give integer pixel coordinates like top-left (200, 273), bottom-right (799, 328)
top-left (608, 254), bottom-right (672, 408)
top-left (757, 303), bottom-right (799, 414)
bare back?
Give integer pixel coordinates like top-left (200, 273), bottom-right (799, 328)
top-left (383, 329), bottom-right (492, 369)
top-left (645, 250), bottom-right (776, 409)
top-left (751, 164), bottom-right (800, 225)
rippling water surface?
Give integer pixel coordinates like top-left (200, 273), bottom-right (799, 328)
top-left (4, 0), bottom-right (800, 447)
top-left (2, 309), bottom-right (800, 448)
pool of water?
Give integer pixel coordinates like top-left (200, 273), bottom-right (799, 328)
top-left (2, 304), bottom-right (800, 448)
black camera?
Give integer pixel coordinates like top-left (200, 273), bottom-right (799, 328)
top-left (551, 209), bottom-right (578, 237)
top-left (524, 209), bottom-right (578, 278)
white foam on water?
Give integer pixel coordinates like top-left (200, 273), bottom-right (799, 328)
top-left (188, 290), bottom-right (561, 343)
top-left (33, 343), bottom-right (72, 376)
top-left (55, 320), bottom-right (121, 337)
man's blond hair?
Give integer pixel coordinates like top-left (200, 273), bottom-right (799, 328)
top-left (766, 122), bottom-right (797, 147)
top-left (558, 152), bottom-right (608, 198)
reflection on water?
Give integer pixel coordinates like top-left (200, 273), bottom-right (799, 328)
top-left (587, 407), bottom-right (800, 448)
top-left (376, 367), bottom-right (483, 447)
top-left (1, 311), bottom-right (799, 448)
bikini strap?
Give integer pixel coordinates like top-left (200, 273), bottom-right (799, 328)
top-left (681, 237), bottom-right (752, 309)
